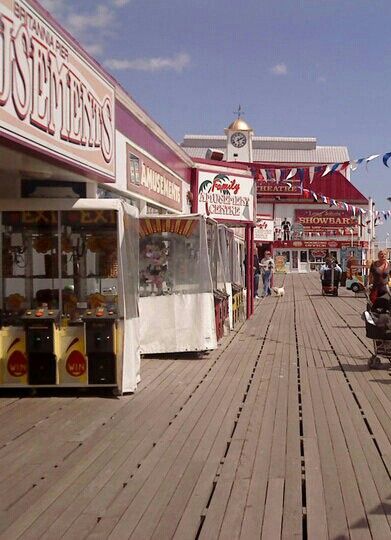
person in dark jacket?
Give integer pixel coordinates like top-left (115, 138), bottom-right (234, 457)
top-left (253, 251), bottom-right (261, 299)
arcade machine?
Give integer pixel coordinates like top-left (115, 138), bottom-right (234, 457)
top-left (139, 214), bottom-right (217, 354)
top-left (0, 199), bottom-right (139, 393)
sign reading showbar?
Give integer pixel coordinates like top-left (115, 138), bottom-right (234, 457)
top-left (0, 0), bottom-right (115, 180)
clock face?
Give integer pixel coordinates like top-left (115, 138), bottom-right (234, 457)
top-left (230, 132), bottom-right (247, 148)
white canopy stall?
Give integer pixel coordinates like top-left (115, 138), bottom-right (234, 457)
top-left (139, 214), bottom-right (217, 354)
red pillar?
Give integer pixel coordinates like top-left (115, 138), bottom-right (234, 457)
top-left (245, 224), bottom-right (254, 318)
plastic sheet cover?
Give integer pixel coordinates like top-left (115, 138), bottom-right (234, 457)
top-left (139, 215), bottom-right (216, 354)
top-left (118, 202), bottom-right (140, 392)
top-left (139, 215), bottom-right (213, 297)
top-left (233, 237), bottom-right (245, 287)
top-left (207, 220), bottom-right (226, 293)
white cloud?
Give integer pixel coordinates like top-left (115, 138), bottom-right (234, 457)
top-left (84, 43), bottom-right (104, 56)
top-left (271, 63), bottom-right (288, 76)
top-left (105, 53), bottom-right (191, 72)
top-left (40, 0), bottom-right (66, 16)
top-left (113, 0), bottom-right (131, 6)
top-left (67, 5), bottom-right (115, 33)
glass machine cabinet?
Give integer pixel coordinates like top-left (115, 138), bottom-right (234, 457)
top-left (0, 200), bottom-right (139, 393)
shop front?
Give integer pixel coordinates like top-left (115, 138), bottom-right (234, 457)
top-left (0, 0), bottom-right (144, 393)
top-left (192, 160), bottom-right (256, 318)
top-left (274, 240), bottom-right (369, 273)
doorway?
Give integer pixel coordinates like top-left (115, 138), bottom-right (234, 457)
top-left (291, 250), bottom-right (299, 271)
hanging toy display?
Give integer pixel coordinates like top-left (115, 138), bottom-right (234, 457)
top-left (141, 241), bottom-right (168, 295)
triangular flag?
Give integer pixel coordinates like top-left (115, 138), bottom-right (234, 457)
top-left (330, 199), bottom-right (337, 206)
top-left (286, 168), bottom-right (297, 181)
top-left (350, 160), bottom-right (358, 171)
top-left (331, 163), bottom-right (340, 172)
top-left (383, 152), bottom-right (391, 167)
top-left (366, 154), bottom-right (380, 163)
top-left (309, 167), bottom-right (315, 184)
top-left (275, 169), bottom-right (281, 183)
top-left (298, 168), bottom-right (305, 181)
top-left (356, 158), bottom-right (365, 165)
top-left (311, 191), bottom-right (318, 201)
top-left (339, 161), bottom-right (350, 172)
top-left (322, 164), bottom-right (333, 177)
top-left (285, 182), bottom-right (292, 188)
top-left (321, 195), bottom-right (328, 204)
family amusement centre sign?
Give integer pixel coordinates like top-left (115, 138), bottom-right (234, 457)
top-left (197, 171), bottom-right (255, 223)
top-left (0, 0), bottom-right (115, 180)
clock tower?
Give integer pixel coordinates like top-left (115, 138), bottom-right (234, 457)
top-left (225, 108), bottom-right (253, 162)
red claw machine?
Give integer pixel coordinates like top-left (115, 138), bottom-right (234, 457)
top-left (0, 199), bottom-right (139, 394)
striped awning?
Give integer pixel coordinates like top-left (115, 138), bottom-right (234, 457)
top-left (139, 218), bottom-right (197, 238)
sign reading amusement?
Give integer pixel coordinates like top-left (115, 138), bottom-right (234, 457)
top-left (126, 142), bottom-right (182, 212)
top-left (0, 0), bottom-right (115, 180)
top-left (197, 170), bottom-right (255, 224)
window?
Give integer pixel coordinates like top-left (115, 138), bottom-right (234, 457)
top-left (300, 250), bottom-right (308, 263)
top-left (129, 153), bottom-right (141, 185)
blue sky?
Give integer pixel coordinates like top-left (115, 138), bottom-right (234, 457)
top-left (41, 0), bottom-right (391, 238)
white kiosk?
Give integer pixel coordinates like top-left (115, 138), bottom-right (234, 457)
top-left (139, 215), bottom-right (217, 354)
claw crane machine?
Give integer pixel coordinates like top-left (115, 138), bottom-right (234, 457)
top-left (139, 214), bottom-right (217, 354)
top-left (0, 199), bottom-right (139, 394)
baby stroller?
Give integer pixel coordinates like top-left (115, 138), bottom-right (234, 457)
top-left (363, 291), bottom-right (391, 369)
top-left (321, 265), bottom-right (341, 296)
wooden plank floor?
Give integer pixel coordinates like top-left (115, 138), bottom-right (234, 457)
top-left (0, 274), bottom-right (391, 539)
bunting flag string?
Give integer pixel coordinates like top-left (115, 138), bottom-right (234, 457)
top-left (251, 149), bottom-right (391, 180)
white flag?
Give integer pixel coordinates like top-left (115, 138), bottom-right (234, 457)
top-left (322, 164), bottom-right (333, 177)
top-left (286, 168), bottom-right (297, 181)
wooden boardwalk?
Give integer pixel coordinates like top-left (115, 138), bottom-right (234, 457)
top-left (0, 273), bottom-right (391, 539)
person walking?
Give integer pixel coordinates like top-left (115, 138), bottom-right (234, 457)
top-left (368, 250), bottom-right (390, 304)
top-left (253, 251), bottom-right (261, 299)
top-left (260, 250), bottom-right (275, 296)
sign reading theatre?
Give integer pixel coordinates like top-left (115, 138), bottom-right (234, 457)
top-left (0, 0), bottom-right (115, 180)
top-left (198, 171), bottom-right (255, 223)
